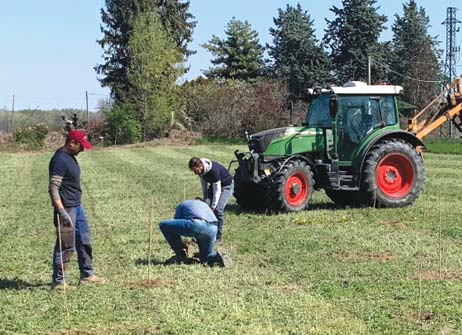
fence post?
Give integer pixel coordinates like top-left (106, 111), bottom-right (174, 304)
top-left (11, 94), bottom-right (15, 133)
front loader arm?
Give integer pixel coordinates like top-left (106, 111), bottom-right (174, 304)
top-left (407, 77), bottom-right (462, 140)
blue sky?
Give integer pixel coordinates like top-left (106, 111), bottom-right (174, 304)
top-left (0, 0), bottom-right (460, 111)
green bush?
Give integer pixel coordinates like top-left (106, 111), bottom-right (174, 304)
top-left (193, 136), bottom-right (246, 145)
top-left (14, 124), bottom-right (49, 150)
top-left (423, 138), bottom-right (462, 155)
top-left (103, 105), bottom-right (142, 145)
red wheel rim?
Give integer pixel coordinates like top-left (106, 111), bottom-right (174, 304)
top-left (284, 173), bottom-right (308, 207)
top-left (376, 153), bottom-right (414, 198)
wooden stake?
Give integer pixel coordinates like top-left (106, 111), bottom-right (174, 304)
top-left (148, 197), bottom-right (154, 282)
top-left (438, 189), bottom-right (443, 279)
top-left (183, 181), bottom-right (186, 201)
top-left (418, 197), bottom-right (426, 323)
top-left (56, 215), bottom-right (71, 335)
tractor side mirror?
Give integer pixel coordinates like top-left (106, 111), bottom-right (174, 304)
top-left (329, 94), bottom-right (339, 118)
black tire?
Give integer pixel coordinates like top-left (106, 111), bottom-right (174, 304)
top-left (361, 139), bottom-right (424, 207)
top-left (325, 190), bottom-right (361, 207)
top-left (267, 159), bottom-right (314, 212)
top-left (233, 168), bottom-right (267, 210)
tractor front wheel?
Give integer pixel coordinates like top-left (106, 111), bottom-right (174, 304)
top-left (361, 139), bottom-right (424, 207)
top-left (267, 159), bottom-right (314, 212)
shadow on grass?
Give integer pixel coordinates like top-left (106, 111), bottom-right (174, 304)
top-left (135, 257), bottom-right (202, 266)
top-left (229, 201), bottom-right (360, 215)
top-left (310, 202), bottom-right (363, 210)
top-left (135, 258), bottom-right (165, 266)
top-left (0, 278), bottom-right (46, 290)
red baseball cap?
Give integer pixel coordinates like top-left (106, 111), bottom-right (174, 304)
top-left (68, 130), bottom-right (92, 150)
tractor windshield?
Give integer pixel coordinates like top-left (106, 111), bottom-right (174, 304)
top-left (306, 93), bottom-right (331, 128)
top-left (337, 95), bottom-right (398, 161)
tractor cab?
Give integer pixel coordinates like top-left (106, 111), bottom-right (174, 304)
top-left (306, 81), bottom-right (403, 163)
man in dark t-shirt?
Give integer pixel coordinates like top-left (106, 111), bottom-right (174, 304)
top-left (48, 130), bottom-right (105, 289)
top-left (189, 157), bottom-right (234, 242)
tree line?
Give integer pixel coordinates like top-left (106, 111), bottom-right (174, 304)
top-left (96, 0), bottom-right (443, 144)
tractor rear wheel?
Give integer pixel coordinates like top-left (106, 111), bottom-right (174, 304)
top-left (267, 159), bottom-right (314, 212)
top-left (233, 167), bottom-right (267, 210)
top-left (361, 139), bottom-right (424, 207)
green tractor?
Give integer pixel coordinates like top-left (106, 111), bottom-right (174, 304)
top-left (233, 81), bottom-right (425, 212)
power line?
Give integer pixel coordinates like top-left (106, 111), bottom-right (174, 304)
top-left (373, 60), bottom-right (445, 84)
top-left (0, 91), bottom-right (110, 111)
top-left (87, 92), bottom-right (110, 96)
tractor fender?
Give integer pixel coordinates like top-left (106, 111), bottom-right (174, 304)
top-left (275, 154), bottom-right (319, 185)
top-left (357, 130), bottom-right (425, 185)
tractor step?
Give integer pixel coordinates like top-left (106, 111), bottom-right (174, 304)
top-left (327, 172), bottom-right (357, 189)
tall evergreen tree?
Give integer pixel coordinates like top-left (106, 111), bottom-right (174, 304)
top-left (323, 0), bottom-right (387, 84)
top-left (202, 19), bottom-right (265, 81)
top-left (268, 4), bottom-right (331, 95)
top-left (390, 0), bottom-right (443, 108)
top-left (155, 0), bottom-right (196, 57)
top-left (95, 0), bottom-right (195, 102)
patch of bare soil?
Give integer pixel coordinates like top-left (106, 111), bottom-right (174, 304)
top-left (379, 220), bottom-right (407, 229)
top-left (412, 251), bottom-right (432, 259)
top-left (333, 251), bottom-right (394, 262)
top-left (154, 129), bottom-right (202, 146)
top-left (105, 130), bottom-right (203, 150)
top-left (274, 284), bottom-right (309, 294)
top-left (125, 278), bottom-right (173, 289)
top-left (411, 269), bottom-right (462, 281)
top-left (51, 325), bottom-right (157, 335)
top-left (411, 311), bottom-right (436, 323)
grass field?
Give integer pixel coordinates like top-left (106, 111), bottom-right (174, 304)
top-left (1, 144), bottom-right (462, 335)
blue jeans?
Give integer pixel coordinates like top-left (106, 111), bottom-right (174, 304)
top-left (52, 205), bottom-right (94, 284)
top-left (207, 181), bottom-right (234, 240)
top-left (159, 219), bottom-right (217, 263)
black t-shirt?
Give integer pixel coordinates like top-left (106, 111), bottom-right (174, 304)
top-left (203, 161), bottom-right (233, 186)
top-left (49, 148), bottom-right (82, 207)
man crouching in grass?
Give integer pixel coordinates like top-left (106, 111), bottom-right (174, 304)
top-left (159, 199), bottom-right (232, 267)
top-left (48, 130), bottom-right (106, 290)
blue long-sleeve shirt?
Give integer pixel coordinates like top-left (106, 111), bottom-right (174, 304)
top-left (174, 200), bottom-right (217, 223)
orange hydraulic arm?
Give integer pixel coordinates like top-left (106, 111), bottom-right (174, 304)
top-left (407, 77), bottom-right (462, 140)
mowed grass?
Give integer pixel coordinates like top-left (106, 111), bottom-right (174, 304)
top-left (1, 145), bottom-right (462, 335)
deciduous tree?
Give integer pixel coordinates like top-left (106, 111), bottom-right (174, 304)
top-left (127, 12), bottom-right (184, 139)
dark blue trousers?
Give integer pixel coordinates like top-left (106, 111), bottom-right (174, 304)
top-left (52, 205), bottom-right (94, 284)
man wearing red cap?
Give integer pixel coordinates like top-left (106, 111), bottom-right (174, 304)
top-left (48, 130), bottom-right (105, 289)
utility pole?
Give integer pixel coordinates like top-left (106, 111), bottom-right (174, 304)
top-left (368, 56), bottom-right (371, 85)
top-left (85, 90), bottom-right (89, 124)
top-left (11, 94), bottom-right (15, 133)
top-left (442, 7), bottom-right (461, 138)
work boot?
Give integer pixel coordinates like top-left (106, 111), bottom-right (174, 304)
top-left (216, 252), bottom-right (233, 267)
top-left (79, 275), bottom-right (107, 285)
top-left (163, 252), bottom-right (188, 265)
top-left (208, 252), bottom-right (233, 268)
top-left (51, 282), bottom-right (77, 291)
